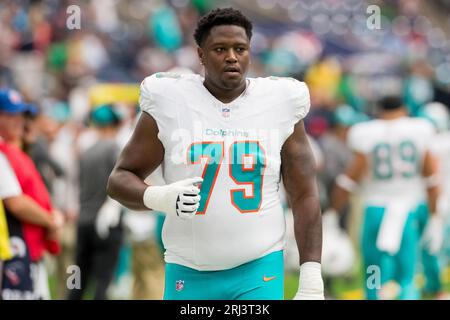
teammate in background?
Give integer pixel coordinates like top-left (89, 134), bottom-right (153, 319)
top-left (324, 96), bottom-right (441, 300)
top-left (107, 8), bottom-right (324, 300)
top-left (419, 102), bottom-right (450, 298)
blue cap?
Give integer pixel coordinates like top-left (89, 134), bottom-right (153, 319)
top-left (0, 89), bottom-right (28, 114)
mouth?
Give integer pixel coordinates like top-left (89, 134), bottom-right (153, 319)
top-left (223, 67), bottom-right (241, 75)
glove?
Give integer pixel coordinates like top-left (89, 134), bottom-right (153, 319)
top-left (96, 197), bottom-right (122, 239)
top-left (293, 262), bottom-right (324, 300)
top-left (143, 177), bottom-right (202, 220)
top-left (421, 214), bottom-right (444, 254)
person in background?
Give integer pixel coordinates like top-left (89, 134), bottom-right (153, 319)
top-left (68, 104), bottom-right (123, 300)
top-left (319, 105), bottom-right (368, 233)
top-left (0, 88), bottom-right (62, 299)
top-left (0, 150), bottom-right (23, 298)
top-left (27, 104), bottom-right (65, 193)
top-left (46, 101), bottom-right (80, 299)
top-left (418, 102), bottom-right (450, 299)
top-left (324, 96), bottom-right (441, 300)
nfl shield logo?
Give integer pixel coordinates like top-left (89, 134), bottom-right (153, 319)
top-left (175, 280), bottom-right (185, 292)
top-left (221, 107), bottom-right (230, 118)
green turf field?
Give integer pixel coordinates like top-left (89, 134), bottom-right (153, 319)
top-left (49, 258), bottom-right (450, 300)
top-left (284, 265), bottom-right (450, 300)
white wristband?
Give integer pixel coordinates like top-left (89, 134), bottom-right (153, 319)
top-left (143, 185), bottom-right (175, 214)
top-left (336, 174), bottom-right (358, 193)
top-left (297, 262), bottom-right (324, 300)
top-left (425, 174), bottom-right (440, 188)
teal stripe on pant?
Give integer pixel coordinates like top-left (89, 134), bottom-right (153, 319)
top-left (361, 205), bottom-right (420, 300)
top-left (164, 250), bottom-right (284, 300)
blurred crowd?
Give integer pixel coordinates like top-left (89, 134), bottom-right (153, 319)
top-left (1, 0), bottom-right (450, 299)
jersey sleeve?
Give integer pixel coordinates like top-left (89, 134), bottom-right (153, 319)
top-left (288, 79), bottom-right (311, 121)
top-left (139, 73), bottom-right (180, 143)
top-left (139, 73), bottom-right (163, 116)
top-left (347, 123), bottom-right (370, 154)
top-left (277, 78), bottom-right (311, 144)
top-left (0, 152), bottom-right (22, 199)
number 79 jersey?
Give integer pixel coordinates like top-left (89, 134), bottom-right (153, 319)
top-left (140, 73), bottom-right (310, 271)
top-left (347, 117), bottom-right (435, 205)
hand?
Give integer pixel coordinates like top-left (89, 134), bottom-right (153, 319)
top-left (293, 262), bottom-right (324, 300)
top-left (421, 214), bottom-right (444, 254)
top-left (65, 210), bottom-right (79, 224)
top-left (143, 177), bottom-right (202, 220)
top-left (95, 197), bottom-right (122, 239)
top-left (47, 209), bottom-right (64, 230)
top-left (46, 209), bottom-right (64, 239)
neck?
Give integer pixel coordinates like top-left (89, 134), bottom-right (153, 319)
top-left (380, 108), bottom-right (407, 120)
top-left (97, 127), bottom-right (116, 139)
top-left (203, 78), bottom-right (247, 104)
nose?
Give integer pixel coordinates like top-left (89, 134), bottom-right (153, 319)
top-left (225, 49), bottom-right (238, 63)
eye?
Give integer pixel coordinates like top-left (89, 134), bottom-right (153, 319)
top-left (236, 47), bottom-right (246, 52)
top-left (214, 47), bottom-right (224, 53)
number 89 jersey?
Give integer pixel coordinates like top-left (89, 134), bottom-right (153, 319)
top-left (140, 73), bottom-right (310, 270)
top-left (347, 117), bottom-right (435, 205)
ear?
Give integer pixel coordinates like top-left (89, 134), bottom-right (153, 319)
top-left (197, 46), bottom-right (204, 65)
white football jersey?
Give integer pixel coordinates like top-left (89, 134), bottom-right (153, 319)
top-left (347, 117), bottom-right (434, 205)
top-left (430, 132), bottom-right (450, 214)
top-left (140, 72), bottom-right (310, 270)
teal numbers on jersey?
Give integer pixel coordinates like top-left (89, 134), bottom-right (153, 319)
top-left (188, 142), bottom-right (224, 214)
top-left (230, 141), bottom-right (266, 212)
top-left (187, 141), bottom-right (266, 214)
top-left (372, 140), bottom-right (419, 180)
top-left (372, 143), bottom-right (393, 179)
top-left (398, 140), bottom-right (418, 178)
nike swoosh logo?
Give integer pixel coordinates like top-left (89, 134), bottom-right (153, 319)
top-left (263, 275), bottom-right (277, 282)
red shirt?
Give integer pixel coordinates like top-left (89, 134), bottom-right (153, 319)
top-left (0, 141), bottom-right (60, 261)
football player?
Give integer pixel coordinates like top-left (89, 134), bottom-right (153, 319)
top-left (107, 8), bottom-right (324, 300)
top-left (419, 102), bottom-right (450, 298)
top-left (324, 96), bottom-right (441, 299)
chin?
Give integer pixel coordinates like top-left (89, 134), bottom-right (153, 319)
top-left (221, 77), bottom-right (244, 90)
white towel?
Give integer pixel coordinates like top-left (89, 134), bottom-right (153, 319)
top-left (376, 199), bottom-right (414, 255)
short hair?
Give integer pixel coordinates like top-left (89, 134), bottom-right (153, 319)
top-left (193, 7), bottom-right (253, 47)
top-left (378, 95), bottom-right (403, 111)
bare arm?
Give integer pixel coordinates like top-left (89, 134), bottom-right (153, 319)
top-left (3, 195), bottom-right (53, 228)
top-left (329, 151), bottom-right (367, 213)
top-left (107, 112), bottom-right (164, 210)
top-left (281, 121), bottom-right (322, 264)
top-left (422, 150), bottom-right (439, 214)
